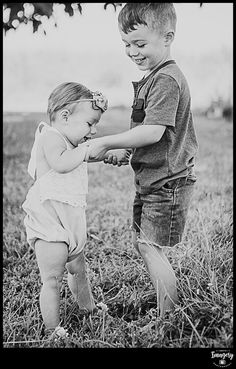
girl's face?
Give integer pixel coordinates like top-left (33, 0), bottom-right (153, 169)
top-left (65, 101), bottom-right (102, 146)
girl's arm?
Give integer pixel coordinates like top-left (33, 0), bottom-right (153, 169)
top-left (43, 131), bottom-right (89, 173)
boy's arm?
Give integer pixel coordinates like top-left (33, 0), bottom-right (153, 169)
top-left (88, 125), bottom-right (166, 161)
top-left (43, 132), bottom-right (89, 173)
top-left (105, 125), bottom-right (166, 148)
top-left (89, 74), bottom-right (179, 161)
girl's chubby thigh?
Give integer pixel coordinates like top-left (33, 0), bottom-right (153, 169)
top-left (35, 239), bottom-right (68, 286)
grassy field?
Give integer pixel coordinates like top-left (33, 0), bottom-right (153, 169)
top-left (3, 108), bottom-right (233, 349)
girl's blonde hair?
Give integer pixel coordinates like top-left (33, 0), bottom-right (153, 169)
top-left (47, 82), bottom-right (93, 123)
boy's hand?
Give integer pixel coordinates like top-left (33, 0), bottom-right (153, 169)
top-left (104, 149), bottom-right (130, 166)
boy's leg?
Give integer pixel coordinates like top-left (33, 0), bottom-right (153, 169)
top-left (35, 240), bottom-right (68, 330)
top-left (132, 231), bottom-right (178, 317)
top-left (66, 250), bottom-right (96, 311)
top-left (133, 177), bottom-right (195, 316)
top-left (132, 192), bottom-right (177, 315)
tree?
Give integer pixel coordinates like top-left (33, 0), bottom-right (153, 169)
top-left (3, 3), bottom-right (122, 34)
top-left (3, 3), bottom-right (203, 34)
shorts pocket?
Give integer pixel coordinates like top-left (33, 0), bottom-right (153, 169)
top-left (160, 180), bottom-right (177, 193)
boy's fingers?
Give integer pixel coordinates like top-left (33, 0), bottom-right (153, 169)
top-left (104, 156), bottom-right (112, 164)
top-left (112, 156), bottom-right (118, 165)
top-left (104, 154), bottom-right (130, 166)
top-left (104, 155), bottom-right (118, 165)
top-left (107, 154), bottom-right (114, 164)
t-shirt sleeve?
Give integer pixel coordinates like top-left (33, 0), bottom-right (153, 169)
top-left (144, 74), bottom-right (180, 127)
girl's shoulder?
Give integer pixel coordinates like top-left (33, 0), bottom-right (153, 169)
top-left (40, 128), bottom-right (67, 149)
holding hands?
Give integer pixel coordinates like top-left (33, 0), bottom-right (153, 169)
top-left (104, 149), bottom-right (130, 166)
top-left (85, 138), bottom-right (131, 166)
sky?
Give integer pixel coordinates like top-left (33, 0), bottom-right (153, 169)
top-left (3, 3), bottom-right (233, 111)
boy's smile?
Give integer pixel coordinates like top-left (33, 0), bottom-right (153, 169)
top-left (119, 24), bottom-right (173, 73)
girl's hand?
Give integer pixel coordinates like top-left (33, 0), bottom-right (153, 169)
top-left (87, 139), bottom-right (108, 161)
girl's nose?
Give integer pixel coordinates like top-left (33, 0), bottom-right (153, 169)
top-left (91, 125), bottom-right (97, 135)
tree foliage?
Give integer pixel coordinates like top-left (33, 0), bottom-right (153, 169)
top-left (3, 3), bottom-right (203, 34)
top-left (3, 3), bottom-right (123, 34)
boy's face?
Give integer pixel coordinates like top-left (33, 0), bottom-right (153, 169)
top-left (119, 24), bottom-right (171, 73)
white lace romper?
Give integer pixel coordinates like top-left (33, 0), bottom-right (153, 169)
top-left (22, 121), bottom-right (90, 261)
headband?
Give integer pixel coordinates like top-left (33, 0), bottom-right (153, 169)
top-left (69, 91), bottom-right (108, 112)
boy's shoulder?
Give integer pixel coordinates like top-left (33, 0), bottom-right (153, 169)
top-left (159, 64), bottom-right (188, 89)
top-left (152, 62), bottom-right (187, 88)
top-left (148, 63), bottom-right (188, 94)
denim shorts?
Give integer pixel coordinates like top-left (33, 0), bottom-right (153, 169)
top-left (132, 175), bottom-right (196, 247)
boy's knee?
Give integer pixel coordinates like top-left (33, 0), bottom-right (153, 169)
top-left (132, 231), bottom-right (140, 253)
top-left (132, 231), bottom-right (149, 256)
top-left (136, 239), bottom-right (154, 258)
top-left (135, 238), bottom-right (163, 258)
top-left (137, 240), bottom-right (147, 254)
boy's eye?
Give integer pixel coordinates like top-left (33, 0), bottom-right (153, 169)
top-left (124, 43), bottom-right (145, 48)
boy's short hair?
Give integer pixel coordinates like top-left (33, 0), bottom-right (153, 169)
top-left (118, 3), bottom-right (177, 35)
top-left (47, 82), bottom-right (93, 123)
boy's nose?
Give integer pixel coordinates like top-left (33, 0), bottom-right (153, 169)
top-left (129, 45), bottom-right (139, 57)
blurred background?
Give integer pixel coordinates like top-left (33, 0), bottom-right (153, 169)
top-left (3, 3), bottom-right (233, 119)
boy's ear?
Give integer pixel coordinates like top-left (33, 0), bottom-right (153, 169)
top-left (164, 31), bottom-right (175, 46)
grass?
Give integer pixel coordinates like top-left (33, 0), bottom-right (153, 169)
top-left (3, 109), bottom-right (233, 348)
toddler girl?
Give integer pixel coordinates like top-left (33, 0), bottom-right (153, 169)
top-left (22, 82), bottom-right (117, 339)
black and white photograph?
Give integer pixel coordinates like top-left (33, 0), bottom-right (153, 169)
top-left (3, 2), bottom-right (233, 357)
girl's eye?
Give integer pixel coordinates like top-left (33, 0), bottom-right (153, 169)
top-left (137, 44), bottom-right (145, 48)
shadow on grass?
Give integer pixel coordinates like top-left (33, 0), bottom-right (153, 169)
top-left (107, 299), bottom-right (157, 322)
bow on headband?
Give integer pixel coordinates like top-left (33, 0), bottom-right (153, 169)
top-left (70, 91), bottom-right (108, 112)
top-left (90, 91), bottom-right (108, 112)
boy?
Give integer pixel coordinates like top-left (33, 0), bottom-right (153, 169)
top-left (88, 3), bottom-right (198, 316)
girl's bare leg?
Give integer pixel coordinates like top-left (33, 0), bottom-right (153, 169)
top-left (35, 240), bottom-right (68, 330)
top-left (132, 232), bottom-right (178, 317)
top-left (66, 250), bottom-right (96, 311)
